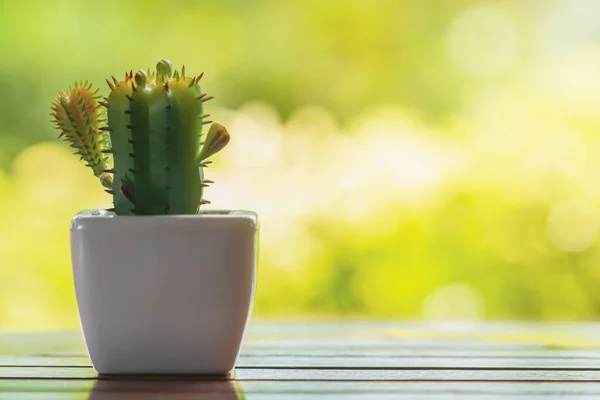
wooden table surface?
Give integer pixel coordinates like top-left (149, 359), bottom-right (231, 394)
top-left (3, 321), bottom-right (600, 399)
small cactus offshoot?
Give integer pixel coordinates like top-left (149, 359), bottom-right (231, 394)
top-left (50, 59), bottom-right (230, 215)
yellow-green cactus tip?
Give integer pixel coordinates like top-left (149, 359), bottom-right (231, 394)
top-left (99, 172), bottom-right (113, 189)
top-left (156, 59), bottom-right (173, 80)
top-left (134, 69), bottom-right (147, 87)
top-left (197, 123), bottom-right (231, 161)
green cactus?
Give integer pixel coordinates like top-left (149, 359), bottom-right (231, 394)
top-left (50, 82), bottom-right (113, 188)
top-left (51, 59), bottom-right (230, 215)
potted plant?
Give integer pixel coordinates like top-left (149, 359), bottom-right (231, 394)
top-left (50, 59), bottom-right (258, 375)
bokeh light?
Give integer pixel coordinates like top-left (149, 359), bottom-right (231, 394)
top-left (1, 0), bottom-right (600, 330)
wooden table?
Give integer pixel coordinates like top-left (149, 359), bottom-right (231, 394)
top-left (2, 322), bottom-right (600, 399)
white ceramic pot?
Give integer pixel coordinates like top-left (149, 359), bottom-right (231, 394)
top-left (70, 209), bottom-right (258, 375)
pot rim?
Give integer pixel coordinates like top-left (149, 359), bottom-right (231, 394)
top-left (74, 208), bottom-right (258, 220)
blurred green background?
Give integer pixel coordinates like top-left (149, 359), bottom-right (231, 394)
top-left (1, 0), bottom-right (600, 330)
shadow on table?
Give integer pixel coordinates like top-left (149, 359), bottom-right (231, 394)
top-left (87, 376), bottom-right (243, 399)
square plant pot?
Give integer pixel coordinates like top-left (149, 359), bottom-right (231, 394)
top-left (70, 209), bottom-right (258, 375)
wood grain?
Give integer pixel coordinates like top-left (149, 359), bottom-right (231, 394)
top-left (2, 322), bottom-right (600, 398)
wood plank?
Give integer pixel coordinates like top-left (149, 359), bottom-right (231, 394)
top-left (3, 395), bottom-right (600, 400)
top-left (6, 349), bottom-right (584, 361)
top-left (243, 321), bottom-right (600, 350)
top-left (6, 355), bottom-right (600, 369)
top-left (23, 349), bottom-right (600, 357)
top-left (4, 322), bottom-right (600, 356)
top-left (0, 337), bottom-right (549, 357)
top-left (3, 366), bottom-right (600, 381)
top-left (241, 346), bottom-right (600, 356)
top-left (236, 355), bottom-right (600, 369)
top-left (0, 356), bottom-right (90, 367)
top-left (234, 368), bottom-right (600, 382)
top-left (4, 380), bottom-right (600, 397)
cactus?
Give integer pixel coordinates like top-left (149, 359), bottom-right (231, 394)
top-left (51, 59), bottom-right (230, 215)
top-left (50, 82), bottom-right (112, 187)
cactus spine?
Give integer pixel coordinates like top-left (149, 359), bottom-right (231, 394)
top-left (51, 59), bottom-right (230, 215)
